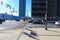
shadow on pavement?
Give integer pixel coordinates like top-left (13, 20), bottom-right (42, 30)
top-left (47, 30), bottom-right (60, 33)
top-left (39, 35), bottom-right (60, 36)
top-left (23, 32), bottom-right (39, 40)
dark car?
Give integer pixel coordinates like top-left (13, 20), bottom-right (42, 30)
top-left (0, 18), bottom-right (2, 24)
top-left (1, 18), bottom-right (5, 22)
top-left (0, 18), bottom-right (5, 24)
top-left (28, 18), bottom-right (34, 23)
top-left (15, 18), bottom-right (20, 21)
top-left (33, 18), bottom-right (45, 24)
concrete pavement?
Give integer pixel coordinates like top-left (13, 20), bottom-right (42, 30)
top-left (0, 21), bottom-right (60, 40)
top-left (19, 28), bottom-right (60, 40)
top-left (0, 28), bottom-right (60, 40)
top-left (0, 29), bottom-right (20, 40)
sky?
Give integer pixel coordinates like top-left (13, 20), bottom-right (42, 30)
top-left (0, 0), bottom-right (31, 17)
top-left (26, 0), bottom-right (32, 17)
top-left (0, 0), bottom-right (19, 16)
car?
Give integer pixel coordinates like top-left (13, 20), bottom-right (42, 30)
top-left (55, 20), bottom-right (60, 26)
top-left (33, 18), bottom-right (45, 24)
top-left (1, 18), bottom-right (5, 22)
top-left (0, 18), bottom-right (2, 24)
top-left (15, 18), bottom-right (20, 21)
top-left (28, 18), bottom-right (34, 23)
top-left (0, 18), bottom-right (5, 24)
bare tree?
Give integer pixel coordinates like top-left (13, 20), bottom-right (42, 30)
top-left (6, 4), bottom-right (11, 9)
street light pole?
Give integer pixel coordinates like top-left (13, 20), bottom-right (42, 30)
top-left (27, 10), bottom-right (28, 17)
top-left (1, 0), bottom-right (3, 5)
top-left (45, 0), bottom-right (48, 30)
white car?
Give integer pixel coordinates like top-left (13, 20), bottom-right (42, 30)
top-left (55, 21), bottom-right (60, 26)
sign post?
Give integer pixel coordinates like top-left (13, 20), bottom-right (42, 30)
top-left (45, 0), bottom-right (48, 30)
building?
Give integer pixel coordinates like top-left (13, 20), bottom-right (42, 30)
top-left (57, 0), bottom-right (60, 20)
top-left (19, 0), bottom-right (26, 19)
top-left (32, 0), bottom-right (46, 18)
top-left (0, 12), bottom-right (19, 20)
top-left (32, 0), bottom-right (59, 21)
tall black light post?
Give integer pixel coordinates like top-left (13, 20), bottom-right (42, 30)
top-left (1, 0), bottom-right (3, 5)
top-left (27, 10), bottom-right (28, 17)
top-left (45, 0), bottom-right (48, 30)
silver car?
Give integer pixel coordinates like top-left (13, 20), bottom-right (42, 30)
top-left (55, 20), bottom-right (60, 26)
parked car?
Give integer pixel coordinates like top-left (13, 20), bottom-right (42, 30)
top-left (55, 20), bottom-right (60, 26)
top-left (28, 18), bottom-right (34, 23)
top-left (0, 18), bottom-right (5, 24)
top-left (1, 18), bottom-right (5, 22)
top-left (0, 18), bottom-right (2, 24)
top-left (15, 18), bottom-right (20, 21)
top-left (33, 18), bottom-right (45, 24)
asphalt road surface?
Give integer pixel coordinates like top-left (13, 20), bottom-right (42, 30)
top-left (0, 20), bottom-right (27, 30)
top-left (0, 20), bottom-right (60, 31)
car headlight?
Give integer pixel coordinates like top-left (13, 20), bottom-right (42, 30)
top-left (55, 22), bottom-right (59, 24)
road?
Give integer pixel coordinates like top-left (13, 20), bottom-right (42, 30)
top-left (0, 20), bottom-right (28, 40)
top-left (0, 20), bottom-right (27, 30)
top-left (0, 20), bottom-right (60, 30)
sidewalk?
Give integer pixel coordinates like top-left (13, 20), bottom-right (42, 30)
top-left (19, 28), bottom-right (60, 40)
top-left (0, 28), bottom-right (60, 40)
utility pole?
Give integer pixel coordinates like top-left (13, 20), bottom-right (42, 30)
top-left (45, 0), bottom-right (48, 30)
top-left (27, 10), bottom-right (28, 17)
top-left (1, 0), bottom-right (3, 5)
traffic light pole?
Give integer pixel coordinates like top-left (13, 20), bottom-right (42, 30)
top-left (45, 0), bottom-right (48, 30)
